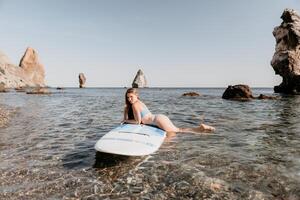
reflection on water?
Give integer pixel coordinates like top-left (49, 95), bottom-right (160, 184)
top-left (0, 88), bottom-right (299, 199)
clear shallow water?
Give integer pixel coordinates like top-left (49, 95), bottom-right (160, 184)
top-left (0, 88), bottom-right (299, 199)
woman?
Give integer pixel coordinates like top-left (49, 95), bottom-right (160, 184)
top-left (122, 88), bottom-right (215, 133)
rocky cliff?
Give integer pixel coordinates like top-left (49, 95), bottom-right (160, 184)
top-left (0, 48), bottom-right (46, 88)
top-left (271, 8), bottom-right (300, 94)
top-left (19, 47), bottom-right (45, 87)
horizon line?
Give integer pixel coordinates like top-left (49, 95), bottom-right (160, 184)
top-left (48, 86), bottom-right (274, 89)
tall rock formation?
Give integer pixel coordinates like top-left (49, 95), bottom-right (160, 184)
top-left (0, 48), bottom-right (46, 88)
top-left (19, 47), bottom-right (45, 87)
top-left (132, 69), bottom-right (147, 88)
top-left (271, 9), bottom-right (300, 94)
top-left (79, 73), bottom-right (86, 88)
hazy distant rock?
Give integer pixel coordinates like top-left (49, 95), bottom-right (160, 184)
top-left (132, 69), bottom-right (147, 88)
top-left (79, 73), bottom-right (86, 88)
top-left (182, 92), bottom-right (200, 97)
top-left (271, 8), bottom-right (300, 94)
top-left (0, 50), bottom-right (11, 65)
top-left (0, 48), bottom-right (46, 88)
top-left (222, 85), bottom-right (254, 100)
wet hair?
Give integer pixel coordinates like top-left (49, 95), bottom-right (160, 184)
top-left (125, 88), bottom-right (139, 119)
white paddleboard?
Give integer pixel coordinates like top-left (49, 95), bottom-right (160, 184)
top-left (95, 124), bottom-right (166, 156)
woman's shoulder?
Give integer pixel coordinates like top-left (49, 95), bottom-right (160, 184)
top-left (132, 101), bottom-right (143, 109)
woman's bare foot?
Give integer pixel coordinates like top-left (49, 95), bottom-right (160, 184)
top-left (179, 124), bottom-right (215, 134)
top-left (165, 131), bottom-right (177, 141)
top-left (199, 124), bottom-right (215, 132)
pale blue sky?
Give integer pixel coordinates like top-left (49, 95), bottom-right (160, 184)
top-left (0, 0), bottom-right (299, 87)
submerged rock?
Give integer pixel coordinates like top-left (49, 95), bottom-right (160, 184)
top-left (15, 86), bottom-right (27, 92)
top-left (0, 107), bottom-right (10, 128)
top-left (222, 85), bottom-right (254, 100)
top-left (79, 73), bottom-right (86, 88)
top-left (132, 69), bottom-right (147, 88)
top-left (26, 87), bottom-right (51, 95)
top-left (182, 92), bottom-right (200, 97)
top-left (271, 9), bottom-right (300, 94)
top-left (257, 94), bottom-right (279, 100)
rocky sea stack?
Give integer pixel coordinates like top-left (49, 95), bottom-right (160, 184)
top-left (0, 48), bottom-right (46, 88)
top-left (79, 73), bottom-right (86, 88)
top-left (271, 9), bottom-right (300, 94)
top-left (132, 69), bottom-right (147, 88)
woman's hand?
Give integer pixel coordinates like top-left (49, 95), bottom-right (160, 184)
top-left (121, 119), bottom-right (140, 125)
top-left (121, 119), bottom-right (128, 124)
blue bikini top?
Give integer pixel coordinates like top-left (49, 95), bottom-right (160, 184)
top-left (140, 105), bottom-right (151, 118)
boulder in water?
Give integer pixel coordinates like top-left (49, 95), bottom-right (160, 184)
top-left (182, 92), bottom-right (200, 97)
top-left (223, 85), bottom-right (279, 101)
top-left (222, 84), bottom-right (254, 100)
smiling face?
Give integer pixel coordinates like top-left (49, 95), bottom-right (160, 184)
top-left (126, 92), bottom-right (138, 104)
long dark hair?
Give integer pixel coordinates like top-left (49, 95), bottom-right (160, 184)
top-left (125, 88), bottom-right (139, 120)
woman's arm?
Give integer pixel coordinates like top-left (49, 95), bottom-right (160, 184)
top-left (132, 103), bottom-right (142, 124)
top-left (123, 119), bottom-right (140, 124)
top-left (122, 103), bottom-right (142, 124)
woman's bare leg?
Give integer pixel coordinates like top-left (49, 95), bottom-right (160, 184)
top-left (179, 124), bottom-right (215, 134)
top-left (154, 114), bottom-right (180, 132)
top-left (154, 114), bottom-right (215, 134)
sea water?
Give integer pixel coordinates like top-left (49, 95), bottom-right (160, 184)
top-left (0, 88), bottom-right (299, 199)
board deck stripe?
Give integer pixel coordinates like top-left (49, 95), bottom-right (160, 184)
top-left (100, 137), bottom-right (155, 147)
top-left (118, 131), bottom-right (149, 136)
